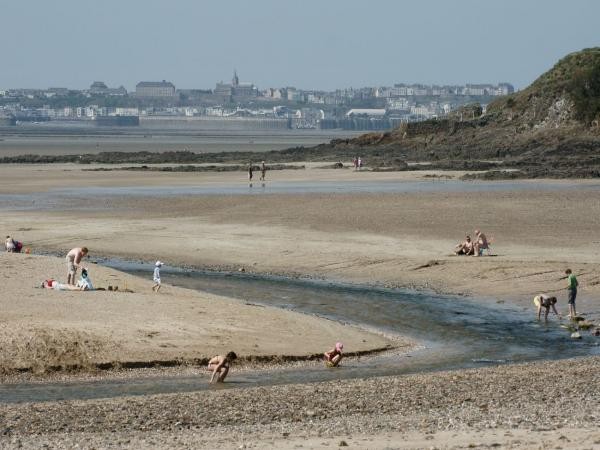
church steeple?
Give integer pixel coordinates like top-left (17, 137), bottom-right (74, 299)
top-left (232, 69), bottom-right (239, 87)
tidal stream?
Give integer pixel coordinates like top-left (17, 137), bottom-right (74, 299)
top-left (1, 259), bottom-right (597, 404)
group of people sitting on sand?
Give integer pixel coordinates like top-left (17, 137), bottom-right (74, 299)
top-left (454, 229), bottom-right (490, 256)
top-left (5, 235), bottom-right (24, 253)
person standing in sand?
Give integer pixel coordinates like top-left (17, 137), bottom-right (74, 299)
top-left (208, 351), bottom-right (237, 383)
top-left (66, 247), bottom-right (88, 285)
top-left (533, 294), bottom-right (560, 321)
top-left (260, 161), bottom-right (267, 181)
top-left (248, 163), bottom-right (253, 184)
top-left (152, 261), bottom-right (163, 292)
top-left (565, 268), bottom-right (578, 318)
top-left (324, 342), bottom-right (344, 367)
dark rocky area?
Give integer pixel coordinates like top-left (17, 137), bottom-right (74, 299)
top-left (309, 48), bottom-right (600, 179)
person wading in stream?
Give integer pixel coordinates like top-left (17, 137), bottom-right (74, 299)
top-left (208, 351), bottom-right (237, 382)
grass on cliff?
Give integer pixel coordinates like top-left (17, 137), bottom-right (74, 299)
top-left (488, 47), bottom-right (600, 125)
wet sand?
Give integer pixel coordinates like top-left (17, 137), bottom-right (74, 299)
top-left (0, 130), bottom-right (358, 157)
top-left (2, 357), bottom-right (599, 449)
top-left (1, 163), bottom-right (600, 448)
top-left (1, 164), bottom-right (599, 320)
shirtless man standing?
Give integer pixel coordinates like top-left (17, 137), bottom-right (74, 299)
top-left (66, 247), bottom-right (88, 285)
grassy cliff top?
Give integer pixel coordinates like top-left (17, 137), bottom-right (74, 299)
top-left (487, 47), bottom-right (600, 125)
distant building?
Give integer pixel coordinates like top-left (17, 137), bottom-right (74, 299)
top-left (90, 81), bottom-right (127, 96)
top-left (497, 83), bottom-right (515, 96)
top-left (90, 81), bottom-right (108, 94)
top-left (136, 81), bottom-right (176, 97)
top-left (214, 82), bottom-right (233, 97)
top-left (287, 88), bottom-right (303, 102)
top-left (46, 87), bottom-right (69, 96)
top-left (346, 109), bottom-right (386, 117)
top-left (214, 70), bottom-right (257, 98)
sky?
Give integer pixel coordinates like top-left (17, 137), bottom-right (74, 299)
top-left (1, 0), bottom-right (598, 91)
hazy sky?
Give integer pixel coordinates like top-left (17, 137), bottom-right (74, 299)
top-left (1, 0), bottom-right (598, 91)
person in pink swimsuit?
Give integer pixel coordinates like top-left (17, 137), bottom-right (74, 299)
top-left (324, 342), bottom-right (344, 367)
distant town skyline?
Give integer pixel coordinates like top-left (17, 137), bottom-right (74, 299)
top-left (1, 0), bottom-right (598, 91)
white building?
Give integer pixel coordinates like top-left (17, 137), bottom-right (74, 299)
top-left (345, 109), bottom-right (387, 117)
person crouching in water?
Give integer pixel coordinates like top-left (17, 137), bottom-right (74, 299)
top-left (534, 294), bottom-right (560, 321)
top-left (324, 342), bottom-right (343, 367)
top-left (208, 351), bottom-right (237, 383)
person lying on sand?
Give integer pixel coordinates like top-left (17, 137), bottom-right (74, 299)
top-left (208, 351), bottom-right (237, 383)
top-left (454, 236), bottom-right (474, 255)
top-left (533, 294), bottom-right (560, 321)
top-left (41, 279), bottom-right (87, 291)
top-left (324, 342), bottom-right (344, 367)
top-left (473, 229), bottom-right (489, 256)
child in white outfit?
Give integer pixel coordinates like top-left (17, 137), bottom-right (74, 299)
top-left (152, 261), bottom-right (163, 292)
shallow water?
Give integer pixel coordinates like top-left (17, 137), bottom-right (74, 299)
top-left (2, 179), bottom-right (600, 212)
top-left (1, 259), bottom-right (597, 404)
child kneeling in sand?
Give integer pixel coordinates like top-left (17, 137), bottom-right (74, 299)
top-left (324, 342), bottom-right (343, 367)
top-left (208, 351), bottom-right (237, 383)
top-left (534, 294), bottom-right (560, 321)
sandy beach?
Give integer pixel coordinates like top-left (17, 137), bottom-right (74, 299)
top-left (1, 163), bottom-right (599, 317)
top-left (0, 253), bottom-right (395, 374)
top-left (1, 163), bottom-right (599, 448)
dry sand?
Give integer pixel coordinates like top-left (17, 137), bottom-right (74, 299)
top-left (1, 164), bottom-right (599, 320)
top-left (0, 253), bottom-right (395, 374)
top-left (1, 163), bottom-right (600, 449)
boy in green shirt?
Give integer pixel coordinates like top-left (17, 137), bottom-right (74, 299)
top-left (565, 268), bottom-right (579, 318)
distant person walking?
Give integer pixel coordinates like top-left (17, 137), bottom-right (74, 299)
top-left (248, 163), bottom-right (254, 184)
top-left (353, 157), bottom-right (358, 171)
top-left (260, 161), bottom-right (267, 181)
top-left (152, 261), bottom-right (163, 292)
top-left (66, 247), bottom-right (88, 285)
top-left (565, 268), bottom-right (579, 318)
top-left (358, 157), bottom-right (363, 170)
